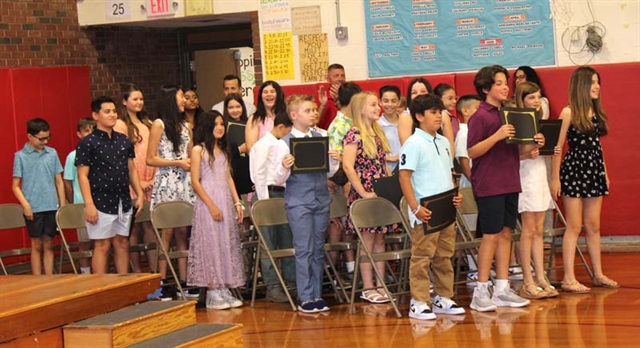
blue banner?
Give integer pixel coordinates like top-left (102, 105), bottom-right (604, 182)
top-left (365, 0), bottom-right (555, 77)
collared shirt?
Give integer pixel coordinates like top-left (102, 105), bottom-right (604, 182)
top-left (13, 143), bottom-right (63, 213)
top-left (400, 128), bottom-right (454, 226)
top-left (273, 127), bottom-right (339, 186)
top-left (327, 111), bottom-right (352, 154)
top-left (378, 114), bottom-right (401, 171)
top-left (63, 150), bottom-right (84, 204)
top-left (249, 132), bottom-right (283, 200)
top-left (212, 97), bottom-right (257, 117)
top-left (75, 128), bottom-right (135, 214)
top-left (318, 94), bottom-right (338, 130)
top-left (454, 123), bottom-right (472, 188)
top-left (467, 101), bottom-right (521, 197)
top-left (310, 127), bottom-right (328, 137)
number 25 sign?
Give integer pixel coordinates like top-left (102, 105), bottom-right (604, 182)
top-left (106, 0), bottom-right (131, 20)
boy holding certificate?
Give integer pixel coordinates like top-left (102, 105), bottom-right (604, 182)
top-left (272, 95), bottom-right (340, 313)
top-left (399, 94), bottom-right (465, 320)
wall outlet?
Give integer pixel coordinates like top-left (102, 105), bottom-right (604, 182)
top-left (335, 26), bottom-right (349, 40)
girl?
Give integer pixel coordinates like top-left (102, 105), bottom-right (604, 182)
top-left (343, 92), bottom-right (400, 304)
top-left (114, 83), bottom-right (157, 274)
top-left (223, 93), bottom-right (253, 196)
top-left (434, 83), bottom-right (460, 139)
top-left (184, 89), bottom-right (204, 131)
top-left (245, 81), bottom-right (286, 152)
top-left (188, 111), bottom-right (245, 310)
top-left (514, 66), bottom-right (550, 120)
top-left (551, 66), bottom-right (617, 293)
top-left (515, 82), bottom-right (559, 299)
top-left (147, 85), bottom-right (196, 299)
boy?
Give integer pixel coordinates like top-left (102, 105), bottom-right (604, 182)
top-left (467, 65), bottom-right (543, 311)
top-left (12, 118), bottom-right (65, 275)
top-left (76, 96), bottom-right (144, 274)
top-left (454, 95), bottom-right (481, 188)
top-left (273, 95), bottom-right (339, 313)
top-left (399, 94), bottom-right (465, 320)
top-left (63, 117), bottom-right (95, 274)
top-left (378, 85), bottom-right (402, 172)
top-left (249, 110), bottom-right (296, 303)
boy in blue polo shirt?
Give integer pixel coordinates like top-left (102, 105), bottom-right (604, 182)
top-left (12, 118), bottom-right (66, 275)
top-left (399, 94), bottom-right (465, 320)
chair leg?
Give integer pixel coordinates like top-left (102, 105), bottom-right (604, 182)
top-left (251, 245), bottom-right (261, 308)
top-left (348, 250), bottom-right (361, 315)
top-left (153, 228), bottom-right (185, 300)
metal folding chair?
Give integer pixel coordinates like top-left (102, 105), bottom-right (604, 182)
top-left (453, 187), bottom-right (483, 294)
top-left (323, 192), bottom-right (357, 303)
top-left (0, 204), bottom-right (29, 275)
top-left (55, 203), bottom-right (92, 274)
top-left (127, 201), bottom-right (158, 273)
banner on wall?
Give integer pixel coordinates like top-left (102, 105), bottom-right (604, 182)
top-left (298, 34), bottom-right (329, 82)
top-left (364, 0), bottom-right (555, 77)
top-left (263, 31), bottom-right (295, 80)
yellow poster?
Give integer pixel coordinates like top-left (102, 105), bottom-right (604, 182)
top-left (186, 0), bottom-right (213, 16)
top-left (298, 33), bottom-right (329, 83)
top-left (263, 31), bottom-right (295, 80)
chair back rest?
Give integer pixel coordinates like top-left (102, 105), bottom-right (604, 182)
top-left (458, 187), bottom-right (478, 215)
top-left (398, 197), bottom-right (411, 227)
top-left (241, 194), bottom-right (252, 219)
top-left (151, 201), bottom-right (194, 229)
top-left (0, 204), bottom-right (25, 229)
top-left (251, 198), bottom-right (288, 227)
top-left (349, 197), bottom-right (405, 230)
top-left (329, 192), bottom-right (348, 219)
top-left (56, 204), bottom-right (87, 230)
top-left (134, 200), bottom-right (151, 223)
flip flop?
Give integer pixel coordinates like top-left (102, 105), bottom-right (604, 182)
top-left (561, 281), bottom-right (591, 294)
top-left (593, 275), bottom-right (619, 288)
top-left (360, 290), bottom-right (390, 304)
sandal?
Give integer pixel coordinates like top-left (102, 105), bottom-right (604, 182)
top-left (360, 290), bottom-right (390, 304)
top-left (536, 281), bottom-right (559, 298)
top-left (561, 280), bottom-right (591, 293)
top-left (519, 282), bottom-right (549, 299)
top-left (593, 275), bottom-right (619, 288)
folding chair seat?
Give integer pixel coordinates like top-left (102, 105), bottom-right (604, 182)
top-left (55, 203), bottom-right (93, 274)
top-left (348, 197), bottom-right (412, 318)
top-left (0, 204), bottom-right (30, 275)
top-left (150, 201), bottom-right (194, 300)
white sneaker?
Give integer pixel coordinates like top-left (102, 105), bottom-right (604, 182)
top-left (409, 298), bottom-right (436, 320)
top-left (219, 288), bottom-right (243, 308)
top-left (508, 266), bottom-right (524, 280)
top-left (206, 290), bottom-right (231, 310)
top-left (432, 295), bottom-right (465, 315)
top-left (492, 287), bottom-right (530, 308)
top-left (466, 271), bottom-right (479, 286)
top-left (470, 287), bottom-right (497, 312)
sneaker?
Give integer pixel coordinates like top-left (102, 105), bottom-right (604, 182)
top-left (181, 283), bottom-right (200, 300)
top-left (470, 287), bottom-right (497, 312)
top-left (297, 300), bottom-right (320, 313)
top-left (508, 266), bottom-right (524, 280)
top-left (159, 284), bottom-right (175, 301)
top-left (266, 287), bottom-right (290, 303)
top-left (206, 290), bottom-right (231, 310)
top-left (466, 271), bottom-right (479, 286)
top-left (492, 287), bottom-right (531, 308)
top-left (313, 298), bottom-right (330, 312)
top-left (408, 298), bottom-right (436, 320)
top-left (432, 295), bottom-right (465, 315)
top-left (219, 288), bottom-right (243, 308)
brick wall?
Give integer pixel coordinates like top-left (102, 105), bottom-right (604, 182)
top-left (250, 11), bottom-right (262, 86)
top-left (0, 0), bottom-right (179, 114)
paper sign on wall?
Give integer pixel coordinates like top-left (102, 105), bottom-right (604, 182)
top-left (260, 0), bottom-right (292, 33)
top-left (298, 34), bottom-right (329, 82)
top-left (292, 6), bottom-right (322, 35)
top-left (186, 0), bottom-right (213, 16)
top-left (263, 31), bottom-right (295, 80)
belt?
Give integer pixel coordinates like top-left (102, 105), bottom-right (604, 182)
top-left (267, 185), bottom-right (285, 192)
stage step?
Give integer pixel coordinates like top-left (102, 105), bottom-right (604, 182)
top-left (128, 323), bottom-right (243, 348)
top-left (63, 300), bottom-right (195, 348)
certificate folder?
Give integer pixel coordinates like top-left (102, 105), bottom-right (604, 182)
top-left (420, 187), bottom-right (458, 235)
top-left (538, 119), bottom-right (562, 156)
top-left (373, 175), bottom-right (401, 207)
top-left (500, 107), bottom-right (538, 144)
top-left (290, 136), bottom-right (329, 174)
top-left (226, 121), bottom-right (246, 147)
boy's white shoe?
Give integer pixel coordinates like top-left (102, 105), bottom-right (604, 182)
top-left (492, 288), bottom-right (530, 308)
top-left (409, 298), bottom-right (436, 320)
top-left (470, 287), bottom-right (497, 312)
top-left (432, 295), bottom-right (465, 315)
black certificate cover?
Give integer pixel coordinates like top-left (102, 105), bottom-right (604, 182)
top-left (290, 136), bottom-right (329, 174)
top-left (373, 175), bottom-right (401, 207)
top-left (500, 107), bottom-right (538, 144)
top-left (538, 119), bottom-right (562, 156)
top-left (420, 187), bottom-right (458, 235)
top-left (227, 121), bottom-right (246, 147)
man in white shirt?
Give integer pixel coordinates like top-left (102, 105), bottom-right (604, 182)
top-left (211, 74), bottom-right (257, 116)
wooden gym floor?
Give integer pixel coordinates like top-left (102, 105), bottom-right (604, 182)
top-left (197, 252), bottom-right (640, 347)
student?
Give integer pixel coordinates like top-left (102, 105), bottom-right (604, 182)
top-left (272, 95), bottom-right (340, 313)
top-left (147, 85), bottom-right (196, 298)
top-left (378, 85), bottom-right (402, 172)
top-left (514, 81), bottom-right (559, 299)
top-left (514, 66), bottom-right (550, 120)
top-left (184, 89), bottom-right (204, 132)
top-left (187, 111), bottom-right (245, 310)
top-left (12, 118), bottom-right (65, 275)
top-left (434, 83), bottom-right (461, 139)
top-left (327, 82), bottom-right (363, 154)
top-left (63, 117), bottom-right (95, 274)
top-left (399, 94), bottom-right (465, 320)
top-left (211, 74), bottom-right (257, 116)
top-left (310, 102), bottom-right (327, 136)
top-left (223, 93), bottom-right (253, 196)
top-left (114, 83), bottom-right (158, 274)
top-left (249, 110), bottom-right (296, 303)
top-left (76, 97), bottom-right (144, 274)
top-left (343, 92), bottom-right (400, 303)
top-left (317, 64), bottom-right (346, 130)
top-left (551, 66), bottom-right (617, 292)
top-left (467, 65), bottom-right (542, 312)
top-left (245, 81), bottom-right (286, 152)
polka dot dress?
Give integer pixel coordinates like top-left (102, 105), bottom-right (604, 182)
top-left (560, 116), bottom-right (608, 198)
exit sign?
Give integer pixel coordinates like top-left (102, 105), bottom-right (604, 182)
top-left (146, 0), bottom-right (176, 17)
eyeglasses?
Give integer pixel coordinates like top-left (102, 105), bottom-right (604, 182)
top-left (31, 134), bottom-right (51, 142)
